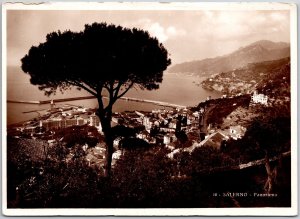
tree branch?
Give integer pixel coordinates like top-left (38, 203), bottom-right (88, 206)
top-left (67, 80), bottom-right (98, 96)
top-left (102, 81), bottom-right (115, 112)
top-left (116, 82), bottom-right (134, 99)
top-left (113, 81), bottom-right (124, 99)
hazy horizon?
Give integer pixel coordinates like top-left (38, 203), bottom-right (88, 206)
top-left (7, 10), bottom-right (290, 67)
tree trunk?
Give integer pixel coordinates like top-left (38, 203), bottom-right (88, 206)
top-left (103, 129), bottom-right (114, 178)
top-left (264, 152), bottom-right (279, 194)
top-left (264, 154), bottom-right (273, 193)
top-left (97, 110), bottom-right (114, 178)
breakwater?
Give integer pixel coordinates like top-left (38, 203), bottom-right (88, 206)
top-left (7, 100), bottom-right (40, 104)
top-left (8, 96), bottom-right (186, 109)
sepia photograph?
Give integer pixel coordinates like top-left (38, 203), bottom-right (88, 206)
top-left (2, 2), bottom-right (297, 216)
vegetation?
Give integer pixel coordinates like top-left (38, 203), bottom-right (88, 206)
top-left (7, 134), bottom-right (291, 208)
top-left (257, 62), bottom-right (290, 98)
top-left (191, 94), bottom-right (251, 127)
top-left (54, 125), bottom-right (103, 148)
top-left (21, 22), bottom-right (171, 176)
top-left (224, 101), bottom-right (291, 193)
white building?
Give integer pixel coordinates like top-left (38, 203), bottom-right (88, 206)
top-left (113, 138), bottom-right (121, 147)
top-left (143, 116), bottom-right (155, 130)
top-left (135, 111), bottom-right (145, 117)
top-left (137, 130), bottom-right (149, 140)
top-left (251, 91), bottom-right (268, 105)
top-left (41, 117), bottom-right (88, 130)
top-left (89, 114), bottom-right (102, 132)
top-left (164, 135), bottom-right (171, 145)
top-left (229, 125), bottom-right (247, 140)
top-left (76, 107), bottom-right (87, 113)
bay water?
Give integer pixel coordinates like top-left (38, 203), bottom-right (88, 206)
top-left (6, 66), bottom-right (221, 125)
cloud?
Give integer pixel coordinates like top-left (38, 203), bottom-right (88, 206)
top-left (148, 22), bottom-right (168, 42)
top-left (190, 10), bottom-right (289, 43)
top-left (132, 19), bottom-right (186, 42)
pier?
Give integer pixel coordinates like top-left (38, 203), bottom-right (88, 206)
top-left (8, 96), bottom-right (186, 109)
top-left (7, 96), bottom-right (96, 104)
top-left (120, 97), bottom-right (186, 109)
top-left (39, 96), bottom-right (96, 104)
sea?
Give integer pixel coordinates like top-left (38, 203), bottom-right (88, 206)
top-left (6, 66), bottom-right (221, 125)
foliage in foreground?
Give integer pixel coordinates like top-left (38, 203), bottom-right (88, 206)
top-left (7, 135), bottom-right (291, 208)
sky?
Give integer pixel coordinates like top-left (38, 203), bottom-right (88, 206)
top-left (7, 9), bottom-right (290, 66)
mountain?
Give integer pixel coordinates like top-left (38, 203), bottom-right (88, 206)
top-left (168, 40), bottom-right (290, 76)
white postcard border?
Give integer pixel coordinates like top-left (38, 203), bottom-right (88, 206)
top-left (1, 2), bottom-right (298, 216)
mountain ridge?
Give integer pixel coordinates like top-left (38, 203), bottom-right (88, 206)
top-left (168, 40), bottom-right (290, 77)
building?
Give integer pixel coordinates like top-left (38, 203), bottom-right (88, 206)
top-left (164, 134), bottom-right (171, 145)
top-left (112, 116), bottom-right (123, 125)
top-left (77, 117), bottom-right (85, 126)
top-left (199, 132), bottom-right (229, 150)
top-left (76, 107), bottom-right (87, 113)
top-left (229, 125), bottom-right (247, 140)
top-left (41, 117), bottom-right (88, 131)
top-left (50, 99), bottom-right (55, 110)
top-left (143, 116), bottom-right (155, 130)
top-left (90, 114), bottom-right (102, 132)
top-left (137, 130), bottom-right (149, 140)
top-left (163, 133), bottom-right (177, 145)
top-left (135, 111), bottom-right (145, 117)
top-left (90, 114), bottom-right (100, 126)
top-left (168, 119), bottom-right (177, 129)
top-left (23, 126), bottom-right (36, 135)
top-left (160, 127), bottom-right (174, 133)
top-left (65, 119), bottom-right (77, 127)
top-left (113, 138), bottom-right (121, 148)
top-left (251, 91), bottom-right (268, 105)
top-left (41, 118), bottom-right (62, 130)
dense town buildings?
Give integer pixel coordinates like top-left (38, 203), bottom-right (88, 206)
top-left (14, 101), bottom-right (250, 150)
top-left (11, 95), bottom-right (255, 169)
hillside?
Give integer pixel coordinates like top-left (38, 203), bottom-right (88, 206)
top-left (201, 57), bottom-right (290, 96)
top-left (257, 61), bottom-right (290, 98)
top-left (168, 40), bottom-right (290, 77)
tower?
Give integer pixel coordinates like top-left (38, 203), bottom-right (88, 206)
top-left (199, 107), bottom-right (206, 141)
top-left (50, 99), bottom-right (55, 110)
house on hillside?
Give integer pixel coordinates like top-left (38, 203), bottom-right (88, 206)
top-left (143, 116), bottom-right (156, 130)
top-left (111, 150), bottom-right (123, 167)
top-left (163, 133), bottom-right (177, 145)
top-left (229, 125), bottom-right (247, 140)
top-left (137, 130), bottom-right (149, 140)
top-left (164, 134), bottom-right (171, 145)
top-left (168, 118), bottom-right (177, 129)
top-left (183, 131), bottom-right (229, 153)
top-left (251, 91), bottom-right (268, 105)
top-left (199, 131), bottom-right (229, 150)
